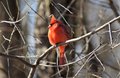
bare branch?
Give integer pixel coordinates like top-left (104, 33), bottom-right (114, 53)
top-left (57, 3), bottom-right (73, 14)
top-left (58, 0), bottom-right (75, 19)
top-left (1, 1), bottom-right (26, 44)
top-left (0, 52), bottom-right (35, 68)
top-left (28, 16), bottom-right (120, 78)
top-left (1, 9), bottom-right (120, 77)
top-left (0, 13), bottom-right (28, 24)
top-left (73, 45), bottom-right (100, 78)
top-left (24, 0), bottom-right (48, 24)
top-left (108, 23), bottom-right (113, 44)
top-left (65, 16), bottom-right (120, 44)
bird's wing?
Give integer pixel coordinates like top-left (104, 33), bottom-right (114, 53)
top-left (60, 23), bottom-right (73, 39)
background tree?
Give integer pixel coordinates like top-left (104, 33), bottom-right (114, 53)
top-left (0, 0), bottom-right (27, 78)
top-left (0, 0), bottom-right (120, 78)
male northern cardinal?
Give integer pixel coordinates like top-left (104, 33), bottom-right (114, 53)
top-left (48, 15), bottom-right (72, 65)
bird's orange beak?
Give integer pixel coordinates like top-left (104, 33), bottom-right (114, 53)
top-left (48, 25), bottom-right (51, 28)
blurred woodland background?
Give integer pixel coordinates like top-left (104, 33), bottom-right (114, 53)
top-left (0, 0), bottom-right (120, 78)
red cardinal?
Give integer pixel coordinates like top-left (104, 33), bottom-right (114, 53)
top-left (48, 15), bottom-right (72, 65)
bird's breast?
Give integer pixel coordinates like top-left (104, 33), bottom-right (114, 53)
top-left (48, 26), bottom-right (68, 45)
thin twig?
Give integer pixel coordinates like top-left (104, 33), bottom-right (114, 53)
top-left (57, 3), bottom-right (73, 14)
top-left (27, 46), bottom-right (54, 78)
top-left (0, 52), bottom-right (35, 67)
top-left (91, 73), bottom-right (102, 78)
top-left (0, 14), bottom-right (120, 77)
top-left (56, 48), bottom-right (61, 77)
top-left (112, 42), bottom-right (120, 48)
top-left (28, 15), bottom-right (120, 77)
top-left (24, 0), bottom-right (48, 24)
top-left (37, 44), bottom-right (105, 68)
top-left (93, 53), bottom-right (105, 71)
top-left (64, 16), bottom-right (120, 44)
top-left (0, 13), bottom-right (28, 24)
top-left (51, 1), bottom-right (74, 33)
top-left (2, 1), bottom-right (18, 78)
top-left (73, 45), bottom-right (100, 78)
top-left (64, 53), bottom-right (70, 78)
top-left (58, 0), bottom-right (75, 20)
top-left (1, 1), bottom-right (26, 44)
top-left (108, 23), bottom-right (113, 44)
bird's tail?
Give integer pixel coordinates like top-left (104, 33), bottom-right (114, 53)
top-left (59, 53), bottom-right (65, 65)
top-left (59, 46), bottom-right (66, 65)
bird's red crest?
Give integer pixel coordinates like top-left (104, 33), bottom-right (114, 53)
top-left (50, 15), bottom-right (57, 24)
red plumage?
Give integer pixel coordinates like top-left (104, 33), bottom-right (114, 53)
top-left (48, 15), bottom-right (71, 65)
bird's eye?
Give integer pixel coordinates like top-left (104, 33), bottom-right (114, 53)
top-left (50, 24), bottom-right (52, 26)
top-left (50, 23), bottom-right (54, 26)
top-left (49, 21), bottom-right (58, 26)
